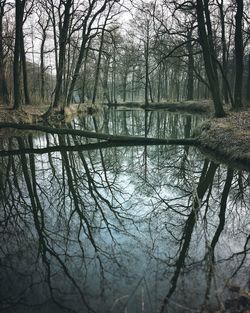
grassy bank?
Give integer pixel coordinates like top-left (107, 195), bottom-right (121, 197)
top-left (198, 110), bottom-right (250, 168)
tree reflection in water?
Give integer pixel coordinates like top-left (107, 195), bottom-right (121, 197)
top-left (0, 110), bottom-right (249, 313)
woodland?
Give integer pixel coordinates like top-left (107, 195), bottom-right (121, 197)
top-left (0, 0), bottom-right (249, 117)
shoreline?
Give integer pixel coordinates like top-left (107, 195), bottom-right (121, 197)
top-left (104, 99), bottom-right (212, 113)
top-left (0, 103), bottom-right (250, 169)
top-left (197, 110), bottom-right (250, 169)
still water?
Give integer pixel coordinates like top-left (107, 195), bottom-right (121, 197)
top-left (0, 109), bottom-right (249, 313)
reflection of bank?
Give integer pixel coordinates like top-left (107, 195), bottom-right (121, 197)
top-left (0, 112), bottom-right (249, 313)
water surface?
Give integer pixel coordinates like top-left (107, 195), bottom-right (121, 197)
top-left (0, 109), bottom-right (249, 313)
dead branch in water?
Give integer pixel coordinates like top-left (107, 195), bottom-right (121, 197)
top-left (0, 122), bottom-right (199, 146)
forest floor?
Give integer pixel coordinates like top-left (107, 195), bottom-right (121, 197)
top-left (198, 109), bottom-right (250, 169)
top-left (0, 105), bottom-right (49, 123)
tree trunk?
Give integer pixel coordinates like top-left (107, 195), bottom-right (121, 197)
top-left (51, 5), bottom-right (58, 77)
top-left (20, 32), bottom-right (30, 105)
top-left (13, 0), bottom-right (25, 109)
top-left (187, 31), bottom-right (194, 100)
top-left (196, 0), bottom-right (225, 117)
top-left (111, 47), bottom-right (117, 103)
top-left (218, 0), bottom-right (229, 104)
top-left (144, 32), bottom-right (149, 107)
top-left (164, 64), bottom-right (168, 100)
top-left (102, 55), bottom-right (111, 103)
top-left (38, 16), bottom-right (50, 102)
top-left (92, 20), bottom-right (108, 104)
top-left (149, 78), bottom-right (154, 103)
top-left (233, 0), bottom-right (244, 109)
top-left (122, 74), bottom-right (127, 102)
top-left (246, 55), bottom-right (250, 102)
top-left (67, 1), bottom-right (111, 106)
top-left (0, 122), bottom-right (199, 148)
top-left (53, 0), bottom-right (73, 108)
top-left (91, 4), bottom-right (112, 105)
top-left (40, 33), bottom-right (46, 101)
top-left (131, 65), bottom-right (135, 101)
top-left (157, 64), bottom-right (162, 103)
top-left (0, 3), bottom-right (9, 106)
top-left (80, 45), bottom-right (90, 103)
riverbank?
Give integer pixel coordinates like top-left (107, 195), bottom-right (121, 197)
top-left (0, 103), bottom-right (250, 168)
top-left (198, 109), bottom-right (250, 168)
top-left (105, 99), bottom-right (212, 113)
top-left (0, 105), bottom-right (49, 123)
top-left (0, 103), bottom-right (102, 124)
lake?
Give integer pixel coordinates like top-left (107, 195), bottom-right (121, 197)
top-left (0, 108), bottom-right (249, 313)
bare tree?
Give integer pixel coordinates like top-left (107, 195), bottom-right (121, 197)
top-left (196, 0), bottom-right (226, 117)
top-left (52, 0), bottom-right (74, 108)
top-left (0, 0), bottom-right (9, 106)
top-left (13, 0), bottom-right (25, 109)
top-left (92, 4), bottom-right (114, 104)
top-left (233, 0), bottom-right (244, 109)
top-left (37, 10), bottom-right (50, 101)
top-left (66, 0), bottom-right (120, 106)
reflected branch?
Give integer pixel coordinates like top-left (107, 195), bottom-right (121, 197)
top-left (159, 160), bottom-right (218, 313)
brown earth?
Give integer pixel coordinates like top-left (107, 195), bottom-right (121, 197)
top-left (0, 105), bottom-right (49, 123)
top-left (198, 109), bottom-right (250, 168)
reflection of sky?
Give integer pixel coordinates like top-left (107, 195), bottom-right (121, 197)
top-left (30, 109), bottom-right (205, 149)
top-left (0, 111), bottom-right (250, 313)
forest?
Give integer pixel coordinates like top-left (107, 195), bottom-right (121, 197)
top-left (0, 0), bottom-right (249, 117)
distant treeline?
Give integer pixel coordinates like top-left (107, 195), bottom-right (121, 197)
top-left (0, 0), bottom-right (249, 117)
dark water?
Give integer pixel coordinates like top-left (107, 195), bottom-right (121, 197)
top-left (0, 109), bottom-right (249, 313)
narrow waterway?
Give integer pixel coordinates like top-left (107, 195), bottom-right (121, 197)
top-left (0, 108), bottom-right (249, 313)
